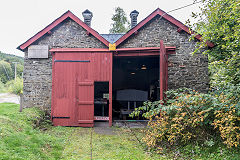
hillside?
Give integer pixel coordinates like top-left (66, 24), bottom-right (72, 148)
top-left (0, 51), bottom-right (23, 83)
top-left (0, 51), bottom-right (23, 65)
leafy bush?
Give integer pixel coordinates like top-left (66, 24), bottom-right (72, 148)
top-left (31, 107), bottom-right (52, 129)
top-left (188, 0), bottom-right (240, 88)
top-left (131, 88), bottom-right (240, 149)
top-left (0, 79), bottom-right (7, 93)
top-left (0, 60), bottom-right (13, 83)
top-left (6, 77), bottom-right (23, 95)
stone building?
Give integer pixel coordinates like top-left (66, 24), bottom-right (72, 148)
top-left (17, 8), bottom-right (212, 127)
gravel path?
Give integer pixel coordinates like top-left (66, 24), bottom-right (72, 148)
top-left (0, 93), bottom-right (20, 104)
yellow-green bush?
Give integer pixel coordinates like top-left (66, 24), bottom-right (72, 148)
top-left (0, 79), bottom-right (7, 93)
top-left (131, 88), bottom-right (240, 149)
top-left (6, 77), bottom-right (23, 95)
top-left (213, 105), bottom-right (240, 147)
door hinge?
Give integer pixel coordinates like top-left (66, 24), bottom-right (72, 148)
top-left (52, 116), bottom-right (70, 119)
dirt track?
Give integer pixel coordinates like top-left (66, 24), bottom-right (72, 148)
top-left (0, 93), bottom-right (20, 104)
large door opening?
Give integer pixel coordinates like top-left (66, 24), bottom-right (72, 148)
top-left (94, 82), bottom-right (109, 120)
top-left (112, 56), bottom-right (160, 120)
top-left (51, 50), bottom-right (113, 127)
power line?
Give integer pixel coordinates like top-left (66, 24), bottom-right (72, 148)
top-left (168, 1), bottom-right (201, 14)
top-left (160, 1), bottom-right (202, 19)
top-left (157, 1), bottom-right (202, 44)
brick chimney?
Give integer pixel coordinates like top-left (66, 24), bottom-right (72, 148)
top-left (82, 9), bottom-right (93, 27)
top-left (130, 10), bottom-right (139, 28)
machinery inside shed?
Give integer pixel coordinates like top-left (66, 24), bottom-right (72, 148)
top-left (94, 82), bottom-right (109, 118)
top-left (112, 56), bottom-right (160, 120)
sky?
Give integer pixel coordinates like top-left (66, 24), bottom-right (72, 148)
top-left (0, 0), bottom-right (201, 57)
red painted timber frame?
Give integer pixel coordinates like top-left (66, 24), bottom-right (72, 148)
top-left (160, 40), bottom-right (168, 101)
top-left (18, 11), bottom-right (109, 51)
top-left (50, 48), bottom-right (110, 52)
top-left (51, 46), bottom-right (175, 100)
top-left (51, 49), bottom-right (113, 127)
top-left (50, 46), bottom-right (175, 126)
top-left (114, 47), bottom-right (175, 57)
top-left (50, 47), bottom-right (176, 54)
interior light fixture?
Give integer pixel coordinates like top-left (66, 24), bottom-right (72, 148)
top-left (141, 65), bottom-right (147, 70)
top-left (131, 72), bottom-right (136, 75)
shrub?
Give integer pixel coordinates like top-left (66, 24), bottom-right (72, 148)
top-left (212, 103), bottom-right (240, 147)
top-left (0, 60), bottom-right (13, 83)
top-left (6, 77), bottom-right (23, 95)
top-left (0, 79), bottom-right (7, 93)
top-left (131, 88), bottom-right (240, 149)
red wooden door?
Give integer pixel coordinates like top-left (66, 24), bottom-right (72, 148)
top-left (52, 60), bottom-right (77, 126)
top-left (77, 81), bottom-right (94, 127)
top-left (51, 50), bottom-right (112, 127)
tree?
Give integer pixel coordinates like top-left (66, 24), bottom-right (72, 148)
top-left (109, 7), bottom-right (130, 33)
top-left (0, 51), bottom-right (24, 81)
top-left (189, 0), bottom-right (240, 87)
top-left (0, 60), bottom-right (13, 83)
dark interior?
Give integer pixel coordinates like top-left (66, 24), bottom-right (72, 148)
top-left (94, 82), bottom-right (109, 118)
top-left (112, 56), bottom-right (160, 120)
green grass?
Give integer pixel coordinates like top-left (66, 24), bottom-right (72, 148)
top-left (0, 103), bottom-right (164, 160)
top-left (59, 127), bottom-right (163, 160)
top-left (180, 144), bottom-right (240, 160)
top-left (162, 143), bottom-right (240, 160)
top-left (0, 103), bottom-right (67, 160)
top-left (1, 103), bottom-right (238, 160)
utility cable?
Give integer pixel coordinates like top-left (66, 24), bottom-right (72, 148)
top-left (166, 1), bottom-right (202, 16)
top-left (158, 1), bottom-right (202, 23)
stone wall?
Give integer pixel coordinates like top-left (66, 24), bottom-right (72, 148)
top-left (23, 15), bottom-right (209, 111)
top-left (118, 15), bottom-right (209, 92)
top-left (23, 19), bottom-right (107, 110)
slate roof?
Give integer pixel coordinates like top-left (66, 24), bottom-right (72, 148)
top-left (100, 34), bottom-right (124, 44)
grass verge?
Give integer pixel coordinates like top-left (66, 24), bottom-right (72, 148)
top-left (0, 103), bottom-right (67, 160)
top-left (0, 103), bottom-right (164, 160)
top-left (3, 103), bottom-right (237, 159)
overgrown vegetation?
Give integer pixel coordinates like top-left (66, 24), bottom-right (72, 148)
top-left (188, 0), bottom-right (240, 88)
top-left (0, 80), bottom-right (6, 93)
top-left (0, 76), bottom-right (23, 96)
top-left (131, 88), bottom-right (240, 159)
top-left (6, 77), bottom-right (23, 95)
top-left (130, 0), bottom-right (240, 158)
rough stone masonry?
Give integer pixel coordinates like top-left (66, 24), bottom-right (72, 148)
top-left (22, 14), bottom-right (209, 111)
top-left (119, 15), bottom-right (209, 92)
top-left (23, 19), bottom-right (107, 110)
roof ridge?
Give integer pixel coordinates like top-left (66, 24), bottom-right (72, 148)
top-left (115, 8), bottom-right (214, 47)
top-left (17, 10), bottom-right (109, 51)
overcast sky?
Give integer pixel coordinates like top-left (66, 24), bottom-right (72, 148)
top-left (0, 0), bottom-right (201, 57)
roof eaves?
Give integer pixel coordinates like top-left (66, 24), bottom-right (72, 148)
top-left (17, 10), bottom-right (109, 51)
top-left (115, 8), bottom-right (214, 47)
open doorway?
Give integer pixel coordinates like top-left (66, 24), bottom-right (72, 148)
top-left (94, 82), bottom-right (109, 124)
top-left (112, 56), bottom-right (159, 120)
